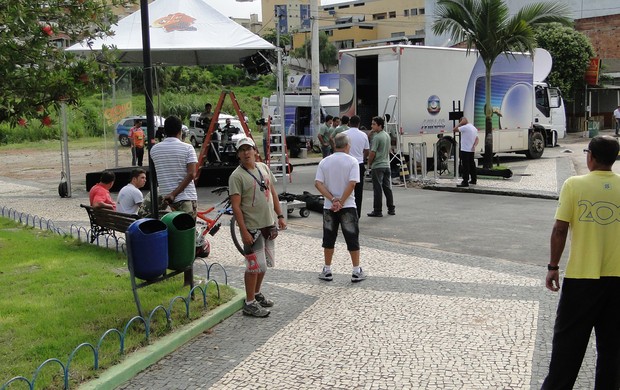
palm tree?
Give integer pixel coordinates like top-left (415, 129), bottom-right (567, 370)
top-left (432, 0), bottom-right (572, 168)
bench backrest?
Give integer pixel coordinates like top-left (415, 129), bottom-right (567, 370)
top-left (81, 204), bottom-right (138, 233)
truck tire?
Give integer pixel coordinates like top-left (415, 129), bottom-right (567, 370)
top-left (190, 136), bottom-right (200, 148)
top-left (525, 132), bottom-right (544, 159)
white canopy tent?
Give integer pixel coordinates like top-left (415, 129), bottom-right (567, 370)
top-left (64, 0), bottom-right (279, 200)
top-left (66, 0), bottom-right (275, 66)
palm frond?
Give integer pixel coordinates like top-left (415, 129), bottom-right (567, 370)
top-left (515, 2), bottom-right (572, 26)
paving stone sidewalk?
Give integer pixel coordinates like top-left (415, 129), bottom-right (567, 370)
top-left (0, 132), bottom-right (606, 389)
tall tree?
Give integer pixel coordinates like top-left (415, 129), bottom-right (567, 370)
top-left (432, 0), bottom-right (572, 167)
top-left (534, 23), bottom-right (595, 101)
top-left (291, 32), bottom-right (338, 72)
top-left (0, 0), bottom-right (134, 126)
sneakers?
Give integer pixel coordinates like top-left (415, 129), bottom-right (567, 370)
top-left (469, 181), bottom-right (477, 185)
top-left (255, 292), bottom-right (274, 308)
top-left (319, 266), bottom-right (333, 281)
top-left (387, 208), bottom-right (396, 216)
top-left (243, 300), bottom-right (270, 317)
top-left (367, 211), bottom-right (383, 217)
top-left (456, 182), bottom-right (469, 188)
top-left (351, 268), bottom-right (367, 283)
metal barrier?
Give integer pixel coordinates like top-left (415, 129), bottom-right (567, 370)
top-left (408, 142), bottom-right (427, 181)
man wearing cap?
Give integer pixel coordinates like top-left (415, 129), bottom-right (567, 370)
top-left (229, 137), bottom-right (287, 318)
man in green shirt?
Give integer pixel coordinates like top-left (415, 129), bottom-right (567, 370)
top-left (318, 115), bottom-right (334, 158)
top-left (367, 116), bottom-right (395, 217)
top-left (333, 115), bottom-right (350, 136)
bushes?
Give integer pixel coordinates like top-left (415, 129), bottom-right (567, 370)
top-left (0, 83), bottom-right (275, 145)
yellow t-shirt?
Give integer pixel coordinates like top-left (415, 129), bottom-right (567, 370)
top-left (555, 170), bottom-right (620, 278)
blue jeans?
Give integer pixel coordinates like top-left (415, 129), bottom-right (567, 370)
top-left (371, 167), bottom-right (394, 213)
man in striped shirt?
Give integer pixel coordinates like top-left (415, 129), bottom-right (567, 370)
top-left (150, 116), bottom-right (198, 218)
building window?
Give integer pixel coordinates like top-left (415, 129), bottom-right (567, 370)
top-left (419, 8), bottom-right (425, 15)
top-left (373, 13), bottom-right (387, 20)
top-left (389, 11), bottom-right (396, 18)
top-left (404, 9), bottom-right (409, 17)
top-left (410, 9), bottom-right (418, 15)
top-left (353, 3), bottom-right (364, 7)
top-left (335, 39), bottom-right (355, 49)
top-left (338, 5), bottom-right (350, 9)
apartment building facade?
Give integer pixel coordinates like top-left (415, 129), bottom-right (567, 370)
top-left (261, 0), bottom-right (425, 50)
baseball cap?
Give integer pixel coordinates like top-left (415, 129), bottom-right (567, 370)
top-left (236, 137), bottom-right (256, 149)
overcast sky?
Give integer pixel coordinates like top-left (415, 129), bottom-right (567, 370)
top-left (206, 0), bottom-right (341, 20)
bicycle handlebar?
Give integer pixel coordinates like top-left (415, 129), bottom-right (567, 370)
top-left (211, 186), bottom-right (229, 196)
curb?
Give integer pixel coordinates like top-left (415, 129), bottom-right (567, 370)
top-left (423, 184), bottom-right (558, 200)
top-left (79, 289), bottom-right (245, 390)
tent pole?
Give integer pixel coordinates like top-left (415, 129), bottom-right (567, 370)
top-left (140, 0), bottom-right (158, 219)
top-left (61, 102), bottom-right (72, 197)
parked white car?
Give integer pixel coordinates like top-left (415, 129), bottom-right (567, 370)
top-left (188, 113), bottom-right (248, 148)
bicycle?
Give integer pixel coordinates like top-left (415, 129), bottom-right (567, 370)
top-left (195, 186), bottom-right (244, 257)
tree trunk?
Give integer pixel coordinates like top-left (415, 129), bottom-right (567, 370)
top-left (483, 66), bottom-right (493, 169)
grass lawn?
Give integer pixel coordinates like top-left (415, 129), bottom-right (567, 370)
top-left (0, 218), bottom-right (236, 389)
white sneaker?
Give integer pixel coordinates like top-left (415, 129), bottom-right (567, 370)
top-left (318, 266), bottom-right (333, 281)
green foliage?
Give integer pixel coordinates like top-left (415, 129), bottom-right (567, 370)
top-left (0, 218), bottom-right (236, 388)
top-left (290, 32), bottom-right (338, 71)
top-left (534, 23), bottom-right (595, 101)
top-left (0, 84), bottom-right (275, 145)
top-left (261, 28), bottom-right (292, 49)
top-left (432, 0), bottom-right (572, 167)
top-left (0, 0), bottom-right (135, 125)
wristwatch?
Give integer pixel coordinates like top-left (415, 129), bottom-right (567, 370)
top-left (277, 214), bottom-right (284, 219)
top-left (547, 264), bottom-right (559, 271)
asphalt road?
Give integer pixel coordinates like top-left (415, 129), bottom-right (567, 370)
top-left (197, 163), bottom-right (561, 268)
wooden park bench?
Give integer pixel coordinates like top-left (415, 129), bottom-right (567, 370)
top-left (80, 204), bottom-right (138, 243)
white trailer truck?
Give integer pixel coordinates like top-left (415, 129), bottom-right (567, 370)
top-left (338, 45), bottom-right (565, 161)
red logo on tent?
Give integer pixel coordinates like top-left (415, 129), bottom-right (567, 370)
top-left (152, 13), bottom-right (196, 32)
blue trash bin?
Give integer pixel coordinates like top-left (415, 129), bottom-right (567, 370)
top-left (126, 218), bottom-right (168, 280)
top-left (161, 212), bottom-right (196, 271)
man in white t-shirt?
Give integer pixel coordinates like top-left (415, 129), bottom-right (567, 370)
top-left (315, 133), bottom-right (366, 283)
top-left (453, 117), bottom-right (479, 188)
top-left (613, 105), bottom-right (620, 136)
top-left (343, 115), bottom-right (370, 217)
top-left (117, 168), bottom-right (147, 214)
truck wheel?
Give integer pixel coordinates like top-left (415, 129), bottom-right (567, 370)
top-left (299, 208), bottom-right (310, 218)
top-left (525, 132), bottom-right (544, 159)
top-left (119, 135), bottom-right (130, 147)
top-left (190, 136), bottom-right (199, 148)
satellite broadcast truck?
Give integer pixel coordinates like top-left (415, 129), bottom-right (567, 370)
top-left (338, 45), bottom-right (566, 163)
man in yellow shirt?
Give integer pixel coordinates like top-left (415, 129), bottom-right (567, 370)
top-left (542, 135), bottom-right (620, 389)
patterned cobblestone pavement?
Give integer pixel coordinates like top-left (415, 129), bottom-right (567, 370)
top-left (1, 133), bottom-right (608, 389)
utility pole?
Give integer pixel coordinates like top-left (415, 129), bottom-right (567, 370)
top-left (310, 0), bottom-right (320, 143)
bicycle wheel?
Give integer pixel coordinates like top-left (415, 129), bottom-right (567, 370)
top-left (229, 216), bottom-right (244, 255)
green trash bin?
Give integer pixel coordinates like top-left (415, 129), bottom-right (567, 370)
top-left (161, 211), bottom-right (196, 271)
top-left (588, 120), bottom-right (599, 138)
